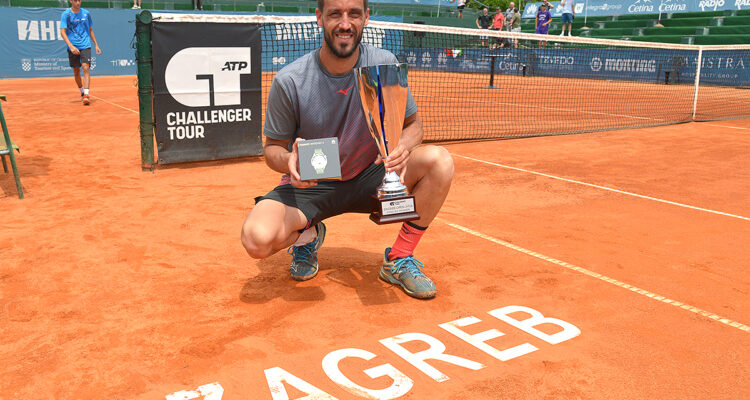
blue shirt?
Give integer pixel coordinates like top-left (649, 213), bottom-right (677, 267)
top-left (61, 8), bottom-right (93, 50)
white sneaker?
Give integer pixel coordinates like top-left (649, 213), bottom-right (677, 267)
top-left (559, 32), bottom-right (564, 36)
top-left (567, 32), bottom-right (572, 36)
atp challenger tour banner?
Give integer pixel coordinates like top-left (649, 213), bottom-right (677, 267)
top-left (151, 22), bottom-right (262, 164)
top-left (523, 0), bottom-right (749, 19)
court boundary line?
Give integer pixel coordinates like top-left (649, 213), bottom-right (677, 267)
top-left (91, 95), bottom-right (138, 114)
top-left (451, 153), bottom-right (750, 222)
top-left (703, 123), bottom-right (750, 130)
top-left (438, 218), bottom-right (750, 334)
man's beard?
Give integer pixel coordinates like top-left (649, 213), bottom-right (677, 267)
top-left (323, 28), bottom-right (363, 59)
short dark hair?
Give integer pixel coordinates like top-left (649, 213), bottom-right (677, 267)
top-left (514, 8), bottom-right (518, 12)
top-left (317, 0), bottom-right (369, 11)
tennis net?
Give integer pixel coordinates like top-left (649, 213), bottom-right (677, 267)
top-left (152, 13), bottom-right (750, 142)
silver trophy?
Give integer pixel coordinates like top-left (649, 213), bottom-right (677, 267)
top-left (355, 63), bottom-right (419, 224)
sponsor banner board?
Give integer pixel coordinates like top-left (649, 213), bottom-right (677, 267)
top-left (0, 6), bottom-right (138, 78)
top-left (523, 0), bottom-right (746, 19)
top-left (402, 47), bottom-right (750, 86)
top-left (151, 22), bottom-right (263, 163)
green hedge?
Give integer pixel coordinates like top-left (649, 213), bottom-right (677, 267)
top-left (644, 26), bottom-right (700, 35)
top-left (615, 13), bottom-right (658, 20)
top-left (589, 27), bottom-right (639, 36)
top-left (707, 25), bottom-right (750, 34)
top-left (600, 20), bottom-right (652, 28)
top-left (630, 35), bottom-right (685, 43)
top-left (694, 34), bottom-right (750, 44)
top-left (661, 17), bottom-right (714, 26)
top-left (668, 11), bottom-right (724, 18)
top-left (721, 16), bottom-right (750, 25)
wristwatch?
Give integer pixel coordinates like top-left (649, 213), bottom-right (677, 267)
top-left (311, 148), bottom-right (327, 174)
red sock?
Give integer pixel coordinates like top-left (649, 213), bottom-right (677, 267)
top-left (389, 222), bottom-right (427, 260)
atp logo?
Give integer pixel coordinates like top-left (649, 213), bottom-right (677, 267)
top-left (165, 47), bottom-right (252, 107)
top-left (221, 61), bottom-right (248, 71)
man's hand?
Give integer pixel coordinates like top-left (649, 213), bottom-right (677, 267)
top-left (376, 143), bottom-right (410, 183)
top-left (95, 45), bottom-right (101, 55)
top-left (288, 138), bottom-right (318, 188)
top-left (69, 45), bottom-right (80, 55)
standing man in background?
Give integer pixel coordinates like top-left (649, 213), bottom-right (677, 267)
top-left (476, 7), bottom-right (493, 48)
top-left (504, 1), bottom-right (515, 31)
top-left (449, 0), bottom-right (466, 19)
top-left (60, 0), bottom-right (101, 106)
top-left (509, 7), bottom-right (521, 48)
top-left (560, 0), bottom-right (575, 36)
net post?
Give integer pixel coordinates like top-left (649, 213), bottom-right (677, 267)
top-left (136, 10), bottom-right (155, 171)
top-left (692, 47), bottom-right (703, 121)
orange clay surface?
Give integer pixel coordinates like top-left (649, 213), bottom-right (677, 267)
top-left (1, 76), bottom-right (749, 400)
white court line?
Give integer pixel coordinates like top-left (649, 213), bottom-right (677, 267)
top-left (452, 153), bottom-right (750, 222)
top-left (438, 218), bottom-right (750, 334)
top-left (90, 95), bottom-right (138, 114)
top-left (703, 123), bottom-right (750, 130)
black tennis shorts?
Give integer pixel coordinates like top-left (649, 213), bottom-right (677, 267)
top-left (67, 47), bottom-right (92, 68)
top-left (255, 162), bottom-right (385, 229)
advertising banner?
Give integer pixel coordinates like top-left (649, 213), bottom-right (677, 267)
top-left (151, 22), bottom-right (263, 164)
top-left (0, 7), bottom-right (138, 79)
top-left (402, 47), bottom-right (750, 86)
top-left (523, 0), bottom-right (747, 19)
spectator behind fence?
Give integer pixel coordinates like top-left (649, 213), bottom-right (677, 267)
top-left (536, 3), bottom-right (552, 47)
top-left (449, 0), bottom-right (466, 18)
top-left (510, 8), bottom-right (521, 48)
top-left (504, 1), bottom-right (515, 31)
top-left (476, 7), bottom-right (493, 48)
top-left (560, 0), bottom-right (575, 36)
top-left (492, 7), bottom-right (508, 49)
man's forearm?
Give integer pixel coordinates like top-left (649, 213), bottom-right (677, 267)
top-left (398, 114), bottom-right (424, 153)
top-left (264, 143), bottom-right (292, 174)
top-left (60, 29), bottom-right (74, 49)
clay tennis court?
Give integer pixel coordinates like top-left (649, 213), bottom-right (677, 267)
top-left (1, 75), bottom-right (749, 399)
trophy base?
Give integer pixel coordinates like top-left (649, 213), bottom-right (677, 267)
top-left (370, 194), bottom-right (420, 225)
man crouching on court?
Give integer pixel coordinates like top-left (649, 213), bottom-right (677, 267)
top-left (240, 0), bottom-right (454, 299)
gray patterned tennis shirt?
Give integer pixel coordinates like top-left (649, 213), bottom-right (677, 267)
top-left (263, 43), bottom-right (418, 181)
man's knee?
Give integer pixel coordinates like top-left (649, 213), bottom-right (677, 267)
top-left (82, 64), bottom-right (90, 72)
top-left (421, 145), bottom-right (455, 181)
top-left (241, 223), bottom-right (281, 259)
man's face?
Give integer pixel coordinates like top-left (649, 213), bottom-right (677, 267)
top-left (509, 2), bottom-right (515, 8)
top-left (70, 0), bottom-right (81, 9)
top-left (483, 8), bottom-right (488, 14)
top-left (317, 0), bottom-right (369, 59)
